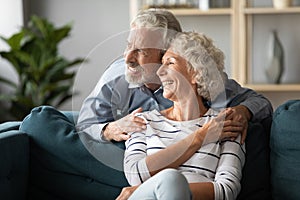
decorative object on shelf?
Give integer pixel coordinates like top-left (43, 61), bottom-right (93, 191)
top-left (272, 0), bottom-right (292, 9)
top-left (210, 0), bottom-right (230, 8)
top-left (198, 0), bottom-right (209, 10)
top-left (265, 30), bottom-right (284, 84)
top-left (144, 0), bottom-right (196, 9)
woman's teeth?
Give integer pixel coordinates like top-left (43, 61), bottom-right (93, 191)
top-left (162, 80), bottom-right (173, 86)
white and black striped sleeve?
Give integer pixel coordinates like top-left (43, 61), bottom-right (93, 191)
top-left (213, 135), bottom-right (246, 200)
top-left (124, 130), bottom-right (151, 186)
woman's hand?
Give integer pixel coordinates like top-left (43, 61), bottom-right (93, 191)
top-left (198, 109), bottom-right (244, 145)
top-left (115, 185), bottom-right (139, 200)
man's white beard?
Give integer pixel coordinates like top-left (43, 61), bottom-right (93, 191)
top-left (125, 65), bottom-right (161, 85)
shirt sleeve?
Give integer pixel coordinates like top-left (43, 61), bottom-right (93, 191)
top-left (213, 135), bottom-right (246, 200)
top-left (124, 129), bottom-right (151, 186)
top-left (76, 59), bottom-right (126, 142)
top-left (225, 77), bottom-right (273, 122)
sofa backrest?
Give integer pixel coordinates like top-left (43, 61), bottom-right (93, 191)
top-left (270, 99), bottom-right (300, 200)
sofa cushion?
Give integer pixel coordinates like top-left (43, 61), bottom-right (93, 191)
top-left (270, 100), bottom-right (300, 200)
top-left (61, 110), bottom-right (79, 125)
top-left (0, 130), bottom-right (29, 200)
top-left (20, 106), bottom-right (129, 200)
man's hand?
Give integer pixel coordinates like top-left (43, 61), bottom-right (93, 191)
top-left (225, 105), bottom-right (252, 144)
top-left (115, 185), bottom-right (139, 200)
top-left (103, 108), bottom-right (146, 141)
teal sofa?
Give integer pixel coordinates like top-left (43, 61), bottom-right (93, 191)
top-left (0, 100), bottom-right (299, 200)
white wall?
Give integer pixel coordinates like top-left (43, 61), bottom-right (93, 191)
top-left (0, 0), bottom-right (24, 92)
top-left (178, 15), bottom-right (231, 75)
top-left (28, 0), bottom-right (130, 111)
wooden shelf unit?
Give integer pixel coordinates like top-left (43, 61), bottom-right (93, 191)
top-left (239, 0), bottom-right (300, 91)
top-left (130, 0), bottom-right (300, 92)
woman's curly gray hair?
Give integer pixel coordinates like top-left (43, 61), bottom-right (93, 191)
top-left (169, 31), bottom-right (226, 101)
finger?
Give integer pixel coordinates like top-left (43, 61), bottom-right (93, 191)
top-left (240, 124), bottom-right (248, 144)
top-left (134, 120), bottom-right (147, 129)
top-left (217, 109), bottom-right (235, 122)
top-left (115, 194), bottom-right (122, 200)
top-left (115, 133), bottom-right (130, 142)
top-left (225, 108), bottom-right (234, 115)
top-left (224, 108), bottom-right (234, 117)
top-left (118, 133), bottom-right (130, 141)
top-left (215, 111), bottom-right (227, 122)
top-left (131, 120), bottom-right (147, 129)
top-left (121, 121), bottom-right (147, 133)
top-left (223, 120), bottom-right (243, 128)
top-left (222, 125), bottom-right (243, 133)
top-left (221, 131), bottom-right (240, 141)
top-left (133, 115), bottom-right (146, 125)
top-left (131, 107), bottom-right (143, 115)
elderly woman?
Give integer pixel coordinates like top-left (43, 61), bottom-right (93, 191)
top-left (116, 32), bottom-right (246, 200)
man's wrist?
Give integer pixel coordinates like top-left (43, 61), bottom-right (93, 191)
top-left (241, 105), bottom-right (252, 121)
top-left (101, 123), bottom-right (111, 141)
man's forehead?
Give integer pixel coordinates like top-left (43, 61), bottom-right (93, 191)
top-left (127, 27), bottom-right (166, 49)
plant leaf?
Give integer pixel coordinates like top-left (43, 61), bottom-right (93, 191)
top-left (30, 15), bottom-right (52, 39)
top-left (0, 51), bottom-right (22, 74)
top-left (53, 25), bottom-right (72, 44)
top-left (0, 31), bottom-right (25, 50)
top-left (44, 85), bottom-right (71, 104)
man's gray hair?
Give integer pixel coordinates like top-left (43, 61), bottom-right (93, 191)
top-left (131, 8), bottom-right (182, 32)
top-left (131, 9), bottom-right (182, 50)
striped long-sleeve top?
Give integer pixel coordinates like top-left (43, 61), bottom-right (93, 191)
top-left (124, 109), bottom-right (246, 200)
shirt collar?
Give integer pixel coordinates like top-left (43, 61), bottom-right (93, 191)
top-left (128, 82), bottom-right (163, 93)
top-left (128, 83), bottom-right (143, 89)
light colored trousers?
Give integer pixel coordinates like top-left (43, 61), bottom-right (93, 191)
top-left (128, 168), bottom-right (192, 200)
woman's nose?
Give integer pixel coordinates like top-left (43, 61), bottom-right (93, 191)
top-left (157, 64), bottom-right (166, 77)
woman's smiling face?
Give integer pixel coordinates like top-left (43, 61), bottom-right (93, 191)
top-left (157, 50), bottom-right (197, 102)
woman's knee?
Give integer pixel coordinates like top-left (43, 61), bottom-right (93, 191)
top-left (154, 168), bottom-right (189, 190)
top-left (156, 168), bottom-right (186, 184)
top-left (153, 169), bottom-right (191, 199)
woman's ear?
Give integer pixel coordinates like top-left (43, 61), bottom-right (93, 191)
top-left (191, 72), bottom-right (197, 85)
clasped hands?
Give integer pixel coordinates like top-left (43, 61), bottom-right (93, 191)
top-left (201, 106), bottom-right (250, 145)
top-left (103, 105), bottom-right (251, 144)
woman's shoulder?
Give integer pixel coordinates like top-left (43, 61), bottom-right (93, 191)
top-left (136, 109), bottom-right (164, 121)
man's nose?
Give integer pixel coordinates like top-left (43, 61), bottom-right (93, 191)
top-left (124, 49), bottom-right (137, 64)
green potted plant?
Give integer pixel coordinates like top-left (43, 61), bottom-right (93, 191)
top-left (0, 15), bottom-right (84, 121)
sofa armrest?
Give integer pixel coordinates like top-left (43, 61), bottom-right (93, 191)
top-left (0, 130), bottom-right (29, 200)
top-left (0, 121), bottom-right (22, 133)
top-left (20, 106), bottom-right (128, 199)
